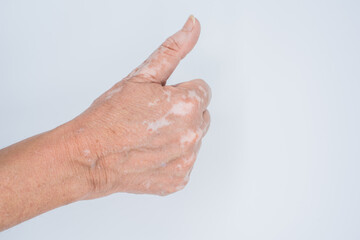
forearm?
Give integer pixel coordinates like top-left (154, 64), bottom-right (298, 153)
top-left (0, 124), bottom-right (90, 231)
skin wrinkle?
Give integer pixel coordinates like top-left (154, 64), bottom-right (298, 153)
top-left (88, 165), bottom-right (121, 195)
top-left (161, 36), bottom-right (182, 53)
top-left (126, 75), bottom-right (161, 85)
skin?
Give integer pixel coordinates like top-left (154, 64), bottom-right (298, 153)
top-left (0, 15), bottom-right (211, 231)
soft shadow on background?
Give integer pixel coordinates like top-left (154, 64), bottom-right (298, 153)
top-left (1, 0), bottom-right (359, 239)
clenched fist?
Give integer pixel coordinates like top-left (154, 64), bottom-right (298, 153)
top-left (0, 15), bottom-right (211, 231)
top-left (70, 15), bottom-right (211, 198)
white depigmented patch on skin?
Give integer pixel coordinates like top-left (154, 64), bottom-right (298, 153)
top-left (134, 62), bottom-right (159, 80)
top-left (144, 116), bottom-right (170, 131)
top-left (198, 85), bottom-right (207, 97)
top-left (180, 130), bottom-right (197, 147)
top-left (105, 86), bottom-right (123, 100)
top-left (143, 65), bottom-right (158, 79)
top-left (188, 90), bottom-right (202, 103)
top-left (128, 49), bottom-right (170, 80)
top-left (168, 101), bottom-right (194, 116)
top-left (129, 61), bottom-right (153, 79)
top-left (148, 98), bottom-right (160, 106)
top-left (164, 90), bottom-right (171, 102)
top-left (143, 101), bottom-right (193, 131)
top-left (83, 149), bottom-right (90, 157)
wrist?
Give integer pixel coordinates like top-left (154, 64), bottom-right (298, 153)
top-left (53, 117), bottom-right (119, 200)
top-left (47, 121), bottom-right (94, 201)
top-left (0, 122), bottom-right (94, 230)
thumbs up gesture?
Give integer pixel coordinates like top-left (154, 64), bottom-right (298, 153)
top-left (70, 16), bottom-right (211, 197)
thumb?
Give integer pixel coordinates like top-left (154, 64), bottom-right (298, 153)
top-left (125, 15), bottom-right (201, 85)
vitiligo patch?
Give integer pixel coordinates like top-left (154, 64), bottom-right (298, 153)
top-left (144, 101), bottom-right (194, 131)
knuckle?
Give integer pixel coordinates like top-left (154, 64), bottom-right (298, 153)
top-left (182, 159), bottom-right (193, 169)
top-left (175, 179), bottom-right (189, 192)
top-left (167, 185), bottom-right (179, 194)
top-left (160, 37), bottom-right (181, 57)
top-left (193, 78), bottom-right (210, 91)
top-left (157, 170), bottom-right (191, 195)
top-left (175, 184), bottom-right (186, 192)
top-left (193, 78), bottom-right (207, 86)
top-left (179, 128), bottom-right (202, 150)
top-left (157, 184), bottom-right (174, 196)
top-left (189, 96), bottom-right (201, 107)
top-left (195, 79), bottom-right (211, 103)
top-left (174, 89), bottom-right (188, 101)
top-left (134, 72), bottom-right (158, 82)
top-left (158, 191), bottom-right (171, 196)
top-left (182, 155), bottom-right (196, 168)
top-left (171, 181), bottom-right (186, 192)
top-left (183, 178), bottom-right (190, 186)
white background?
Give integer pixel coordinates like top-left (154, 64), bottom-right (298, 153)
top-left (1, 0), bottom-right (359, 239)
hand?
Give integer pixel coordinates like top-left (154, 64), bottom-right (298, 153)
top-left (70, 15), bottom-right (211, 198)
top-left (0, 15), bottom-right (211, 231)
